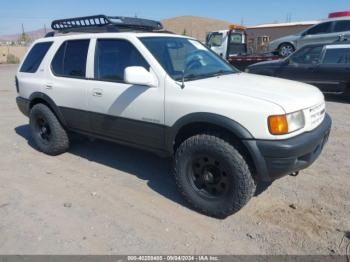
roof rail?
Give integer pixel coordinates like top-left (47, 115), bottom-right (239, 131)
top-left (47, 14), bottom-right (163, 36)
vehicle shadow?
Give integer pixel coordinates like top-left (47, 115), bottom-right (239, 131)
top-left (14, 124), bottom-right (188, 208)
top-left (15, 125), bottom-right (268, 209)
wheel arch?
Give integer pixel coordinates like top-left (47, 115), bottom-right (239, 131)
top-left (277, 42), bottom-right (296, 53)
top-left (29, 92), bottom-right (67, 127)
top-left (165, 113), bottom-right (258, 177)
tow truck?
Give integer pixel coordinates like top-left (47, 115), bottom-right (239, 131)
top-left (206, 25), bottom-right (280, 70)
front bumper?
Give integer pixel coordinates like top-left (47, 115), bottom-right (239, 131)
top-left (244, 114), bottom-right (332, 182)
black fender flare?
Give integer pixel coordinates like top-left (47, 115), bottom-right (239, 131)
top-left (29, 92), bottom-right (67, 127)
top-left (164, 112), bottom-right (254, 153)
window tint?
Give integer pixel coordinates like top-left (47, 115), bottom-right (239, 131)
top-left (51, 40), bottom-right (90, 78)
top-left (306, 22), bottom-right (332, 35)
top-left (323, 48), bottom-right (350, 64)
top-left (95, 39), bottom-right (149, 82)
top-left (20, 42), bottom-right (52, 73)
top-left (291, 45), bottom-right (323, 64)
top-left (334, 20), bottom-right (350, 33)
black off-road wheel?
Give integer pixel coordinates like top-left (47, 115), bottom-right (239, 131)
top-left (174, 134), bottom-right (256, 219)
top-left (29, 104), bottom-right (69, 156)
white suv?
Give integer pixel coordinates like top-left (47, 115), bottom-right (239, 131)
top-left (16, 15), bottom-right (332, 218)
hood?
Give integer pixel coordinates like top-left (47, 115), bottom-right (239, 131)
top-left (186, 73), bottom-right (324, 113)
top-left (269, 34), bottom-right (300, 51)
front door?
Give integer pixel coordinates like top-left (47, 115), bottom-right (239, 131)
top-left (297, 22), bottom-right (337, 49)
top-left (86, 38), bottom-right (165, 150)
top-left (275, 45), bottom-right (324, 83)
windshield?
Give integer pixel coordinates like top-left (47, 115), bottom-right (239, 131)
top-left (140, 37), bottom-right (238, 81)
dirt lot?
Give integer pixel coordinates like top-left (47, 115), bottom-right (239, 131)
top-left (0, 64), bottom-right (349, 255)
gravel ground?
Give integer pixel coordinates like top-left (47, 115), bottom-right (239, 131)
top-left (0, 64), bottom-right (349, 255)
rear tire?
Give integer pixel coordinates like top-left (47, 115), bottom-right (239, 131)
top-left (278, 43), bottom-right (295, 57)
top-left (174, 134), bottom-right (256, 218)
top-left (29, 104), bottom-right (69, 156)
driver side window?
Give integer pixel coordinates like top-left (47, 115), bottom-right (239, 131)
top-left (305, 22), bottom-right (332, 35)
top-left (290, 46), bottom-right (323, 65)
top-left (208, 34), bottom-right (223, 47)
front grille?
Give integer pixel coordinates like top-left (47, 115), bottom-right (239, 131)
top-left (309, 103), bottom-right (325, 129)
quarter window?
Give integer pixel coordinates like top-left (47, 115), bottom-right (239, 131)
top-left (20, 42), bottom-right (53, 73)
top-left (323, 48), bottom-right (350, 64)
top-left (334, 20), bottom-right (350, 33)
top-left (51, 40), bottom-right (90, 78)
top-left (94, 39), bottom-right (149, 82)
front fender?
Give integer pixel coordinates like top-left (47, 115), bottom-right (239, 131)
top-left (164, 112), bottom-right (254, 154)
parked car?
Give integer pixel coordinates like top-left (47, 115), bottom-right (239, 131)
top-left (16, 15), bottom-right (331, 218)
top-left (247, 43), bottom-right (350, 98)
top-left (268, 17), bottom-right (350, 57)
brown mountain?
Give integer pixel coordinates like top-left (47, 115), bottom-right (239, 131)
top-left (0, 16), bottom-right (232, 42)
top-left (162, 16), bottom-right (232, 41)
top-left (0, 28), bottom-right (46, 42)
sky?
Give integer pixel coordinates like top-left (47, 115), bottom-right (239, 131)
top-left (0, 0), bottom-right (349, 35)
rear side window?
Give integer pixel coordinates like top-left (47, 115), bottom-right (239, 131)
top-left (334, 20), bottom-right (350, 33)
top-left (323, 48), bottom-right (350, 64)
top-left (94, 39), bottom-right (149, 82)
top-left (20, 42), bottom-right (52, 73)
top-left (51, 40), bottom-right (90, 78)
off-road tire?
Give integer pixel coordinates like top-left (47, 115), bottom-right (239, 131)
top-left (29, 103), bottom-right (69, 156)
top-left (174, 134), bottom-right (256, 219)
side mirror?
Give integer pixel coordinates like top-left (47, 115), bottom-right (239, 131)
top-left (124, 66), bottom-right (157, 87)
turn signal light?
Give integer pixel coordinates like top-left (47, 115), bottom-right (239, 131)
top-left (268, 115), bottom-right (288, 135)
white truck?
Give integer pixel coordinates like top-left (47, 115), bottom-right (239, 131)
top-left (16, 15), bottom-right (331, 218)
top-left (206, 25), bottom-right (279, 70)
top-left (206, 25), bottom-right (248, 58)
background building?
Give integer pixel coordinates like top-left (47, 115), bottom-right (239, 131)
top-left (246, 21), bottom-right (319, 53)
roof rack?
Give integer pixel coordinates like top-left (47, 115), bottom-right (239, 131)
top-left (46, 14), bottom-right (164, 37)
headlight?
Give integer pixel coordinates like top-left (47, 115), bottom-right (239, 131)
top-left (268, 111), bottom-right (305, 135)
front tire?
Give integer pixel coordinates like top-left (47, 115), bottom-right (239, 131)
top-left (174, 134), bottom-right (256, 218)
top-left (29, 103), bottom-right (69, 156)
top-left (278, 43), bottom-right (295, 57)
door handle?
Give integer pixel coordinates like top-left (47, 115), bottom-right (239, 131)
top-left (92, 89), bottom-right (103, 97)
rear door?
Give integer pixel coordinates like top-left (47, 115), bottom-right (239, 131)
top-left (312, 46), bottom-right (350, 93)
top-left (333, 20), bottom-right (350, 41)
top-left (46, 39), bottom-right (91, 131)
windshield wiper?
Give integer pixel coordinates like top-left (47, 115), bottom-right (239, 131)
top-left (184, 71), bottom-right (233, 81)
top-left (202, 70), bottom-right (233, 78)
